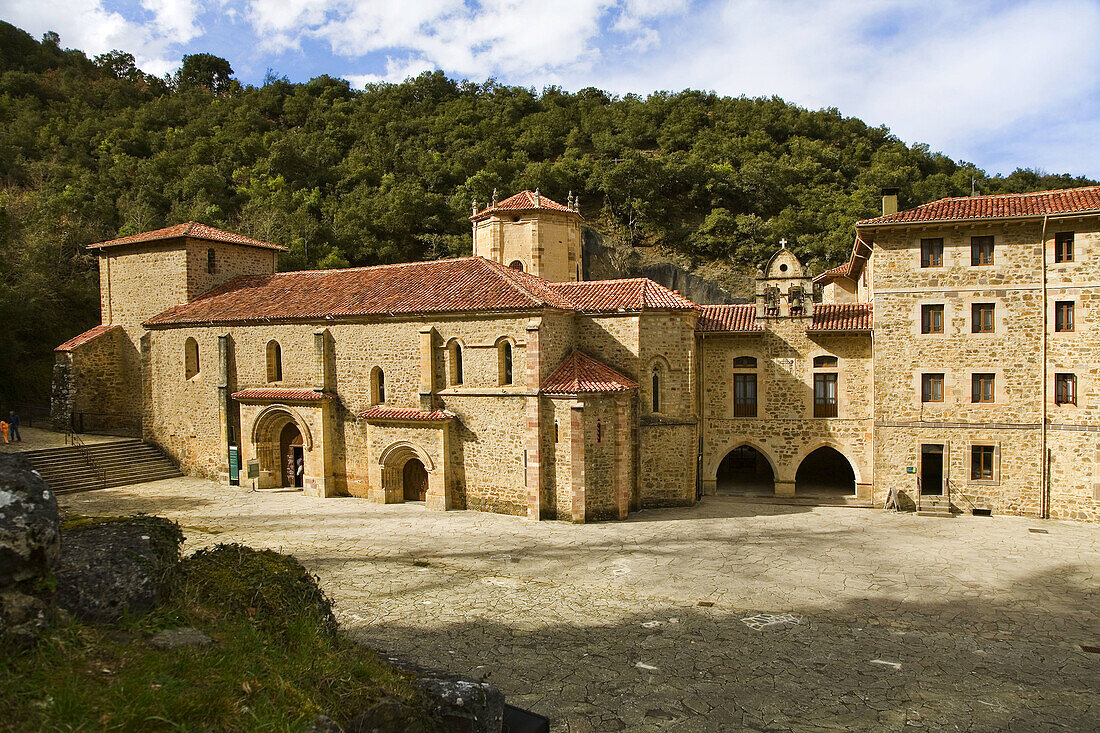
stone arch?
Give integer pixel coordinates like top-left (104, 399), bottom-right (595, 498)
top-left (793, 442), bottom-right (860, 494)
top-left (508, 260), bottom-right (525, 271)
top-left (645, 354), bottom-right (673, 414)
top-left (764, 248), bottom-right (804, 279)
top-left (705, 439), bottom-right (778, 484)
top-left (495, 335), bottom-right (516, 386)
top-left (378, 441), bottom-right (436, 503)
top-left (251, 404), bottom-right (313, 451)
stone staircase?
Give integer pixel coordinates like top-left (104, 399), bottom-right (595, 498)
top-left (916, 494), bottom-right (955, 518)
top-left (21, 439), bottom-right (183, 494)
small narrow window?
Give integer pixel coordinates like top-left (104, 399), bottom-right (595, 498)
top-left (921, 304), bottom-right (944, 334)
top-left (1054, 232), bottom-right (1074, 263)
top-left (207, 247), bottom-right (216, 274)
top-left (371, 366), bottom-right (385, 404)
top-left (733, 356), bottom-right (757, 368)
top-left (920, 238), bottom-right (943, 268)
top-left (814, 373), bottom-right (838, 417)
top-left (971, 445), bottom-right (995, 480)
top-left (922, 373), bottom-right (944, 403)
top-left (734, 374), bottom-right (757, 417)
top-left (1055, 301), bottom-right (1074, 332)
top-left (812, 355), bottom-right (838, 368)
top-left (499, 341), bottom-right (513, 386)
top-left (971, 236), bottom-right (994, 266)
top-left (972, 373), bottom-right (995, 403)
top-left (1055, 373), bottom-right (1076, 405)
top-left (449, 342), bottom-right (463, 386)
top-left (184, 337), bottom-right (200, 379)
top-left (651, 369), bottom-right (660, 413)
top-left (554, 421), bottom-right (559, 443)
top-left (596, 420), bottom-right (602, 443)
top-left (972, 303), bottom-right (995, 333)
top-left (266, 341), bottom-right (282, 382)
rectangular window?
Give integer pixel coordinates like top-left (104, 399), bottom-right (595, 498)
top-left (972, 303), bottom-right (995, 333)
top-left (207, 248), bottom-right (216, 274)
top-left (1054, 232), bottom-right (1074, 263)
top-left (733, 374), bottom-right (757, 417)
top-left (921, 304), bottom-right (944, 334)
top-left (921, 373), bottom-right (944, 403)
top-left (972, 373), bottom-right (995, 403)
top-left (971, 236), bottom-right (994, 266)
top-left (920, 238), bottom-right (943, 268)
top-left (971, 445), bottom-right (995, 481)
top-left (814, 373), bottom-right (838, 417)
top-left (1055, 301), bottom-right (1074, 332)
top-left (1055, 373), bottom-right (1077, 405)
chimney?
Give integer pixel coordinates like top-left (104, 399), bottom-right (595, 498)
top-left (881, 187), bottom-right (899, 216)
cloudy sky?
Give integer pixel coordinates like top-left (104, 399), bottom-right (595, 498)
top-left (5, 0), bottom-right (1100, 178)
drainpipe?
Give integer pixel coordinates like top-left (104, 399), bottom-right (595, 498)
top-left (1040, 214), bottom-right (1049, 519)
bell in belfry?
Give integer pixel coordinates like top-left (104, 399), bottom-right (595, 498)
top-left (788, 286), bottom-right (804, 312)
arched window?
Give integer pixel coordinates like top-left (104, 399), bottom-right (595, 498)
top-left (184, 337), bottom-right (200, 379)
top-left (498, 340), bottom-right (513, 385)
top-left (449, 342), bottom-right (464, 386)
top-left (651, 368), bottom-right (661, 413)
top-left (733, 356), bottom-right (757, 368)
top-left (508, 260), bottom-right (524, 271)
top-left (266, 341), bottom-right (282, 382)
top-left (813, 355), bottom-right (838, 369)
top-left (371, 366), bottom-right (385, 404)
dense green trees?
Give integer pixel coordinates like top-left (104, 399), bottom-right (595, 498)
top-left (0, 22), bottom-right (1094, 405)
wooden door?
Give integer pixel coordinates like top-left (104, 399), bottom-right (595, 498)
top-left (402, 459), bottom-right (428, 501)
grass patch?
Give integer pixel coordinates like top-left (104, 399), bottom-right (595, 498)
top-left (1, 543), bottom-right (436, 731)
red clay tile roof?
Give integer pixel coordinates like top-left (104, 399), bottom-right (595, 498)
top-left (144, 257), bottom-right (578, 326)
top-left (470, 190), bottom-right (580, 221)
top-left (143, 258), bottom-right (696, 327)
top-left (55, 324), bottom-right (119, 351)
top-left (88, 222), bottom-right (287, 251)
top-left (696, 304), bottom-right (763, 332)
top-left (807, 303), bottom-right (873, 332)
top-left (231, 388), bottom-right (332, 401)
top-left (549, 279), bottom-right (696, 312)
top-left (541, 351), bottom-right (638, 394)
top-left (812, 262), bottom-right (852, 284)
top-left (858, 186), bottom-right (1100, 226)
top-left (358, 406), bottom-right (454, 422)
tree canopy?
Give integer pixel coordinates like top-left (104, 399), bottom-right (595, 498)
top-left (0, 21), bottom-right (1094, 406)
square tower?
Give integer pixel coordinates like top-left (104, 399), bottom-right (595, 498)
top-left (470, 190), bottom-right (584, 282)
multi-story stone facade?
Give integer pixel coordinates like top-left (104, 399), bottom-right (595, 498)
top-left (53, 187), bottom-right (1100, 522)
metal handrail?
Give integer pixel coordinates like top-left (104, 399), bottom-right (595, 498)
top-left (67, 431), bottom-right (106, 492)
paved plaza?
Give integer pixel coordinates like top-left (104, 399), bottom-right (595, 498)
top-left (62, 478), bottom-right (1099, 731)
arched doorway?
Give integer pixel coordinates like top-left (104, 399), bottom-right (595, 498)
top-left (795, 447), bottom-right (855, 495)
top-left (279, 422), bottom-right (304, 488)
top-left (402, 458), bottom-right (428, 501)
top-left (716, 445), bottom-right (775, 495)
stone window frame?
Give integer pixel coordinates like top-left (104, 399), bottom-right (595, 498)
top-left (1054, 300), bottom-right (1075, 333)
top-left (967, 441), bottom-right (1001, 486)
top-left (810, 352), bottom-right (840, 418)
top-left (266, 340), bottom-right (283, 383)
top-left (970, 302), bottom-right (996, 335)
top-left (731, 354), bottom-right (760, 418)
top-left (370, 365), bottom-right (386, 405)
top-left (920, 372), bottom-right (945, 403)
top-left (644, 355), bottom-right (673, 416)
top-left (920, 237), bottom-right (944, 268)
top-left (184, 337), bottom-right (200, 380)
top-left (970, 235), bottom-right (995, 266)
top-left (1053, 231), bottom-right (1074, 264)
top-left (206, 247), bottom-right (216, 275)
top-left (915, 440), bottom-right (950, 494)
top-left (917, 302), bottom-right (947, 336)
top-left (446, 338), bottom-right (465, 386)
top-left (1052, 371), bottom-right (1078, 407)
top-left (963, 367), bottom-right (1004, 406)
top-left (495, 336), bottom-right (515, 386)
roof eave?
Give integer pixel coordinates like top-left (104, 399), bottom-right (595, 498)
top-left (857, 208), bottom-right (1100, 228)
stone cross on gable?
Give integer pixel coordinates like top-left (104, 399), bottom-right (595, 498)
top-left (779, 238), bottom-right (787, 249)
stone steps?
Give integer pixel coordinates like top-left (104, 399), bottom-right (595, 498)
top-left (916, 495), bottom-right (955, 518)
top-left (22, 440), bottom-right (182, 494)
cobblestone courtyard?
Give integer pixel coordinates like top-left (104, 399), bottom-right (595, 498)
top-left (62, 479), bottom-right (1099, 732)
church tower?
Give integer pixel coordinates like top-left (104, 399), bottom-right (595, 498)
top-left (755, 240), bottom-right (813, 319)
top-left (469, 190), bottom-right (584, 282)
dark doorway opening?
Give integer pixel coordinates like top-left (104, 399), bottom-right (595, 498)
top-left (280, 422), bottom-right (304, 488)
top-left (921, 444), bottom-right (944, 495)
top-left (716, 446), bottom-right (775, 495)
top-left (795, 447), bottom-right (855, 495)
top-left (403, 458), bottom-right (428, 502)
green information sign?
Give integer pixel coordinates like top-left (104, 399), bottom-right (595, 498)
top-left (229, 445), bottom-right (240, 484)
top-left (906, 466), bottom-right (917, 474)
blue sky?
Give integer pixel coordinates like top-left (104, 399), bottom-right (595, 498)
top-left (4, 0), bottom-right (1100, 179)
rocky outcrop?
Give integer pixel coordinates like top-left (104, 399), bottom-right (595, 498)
top-left (54, 516), bottom-right (183, 623)
top-left (0, 454), bottom-right (60, 644)
top-left (382, 656), bottom-right (505, 733)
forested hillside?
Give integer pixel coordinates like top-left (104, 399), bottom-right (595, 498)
top-left (0, 21), bottom-right (1094, 406)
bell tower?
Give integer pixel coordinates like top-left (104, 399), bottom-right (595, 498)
top-left (469, 190), bottom-right (584, 282)
top-left (756, 240), bottom-right (813, 319)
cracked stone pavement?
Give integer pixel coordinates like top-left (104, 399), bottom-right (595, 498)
top-left (62, 478), bottom-right (1100, 732)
